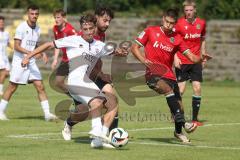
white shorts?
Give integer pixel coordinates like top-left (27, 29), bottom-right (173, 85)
top-left (0, 56), bottom-right (11, 71)
top-left (67, 67), bottom-right (106, 105)
top-left (10, 58), bottom-right (42, 84)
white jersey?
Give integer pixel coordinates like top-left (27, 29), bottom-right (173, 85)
top-left (13, 21), bottom-right (40, 62)
top-left (0, 30), bottom-right (10, 70)
top-left (9, 21), bottom-right (42, 84)
top-left (54, 35), bottom-right (111, 104)
top-left (0, 30), bottom-right (10, 57)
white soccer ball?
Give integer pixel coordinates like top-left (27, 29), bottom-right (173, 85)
top-left (109, 128), bottom-right (129, 148)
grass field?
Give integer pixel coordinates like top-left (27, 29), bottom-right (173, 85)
top-left (0, 75), bottom-right (239, 160)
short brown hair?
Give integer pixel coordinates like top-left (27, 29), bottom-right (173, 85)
top-left (183, 0), bottom-right (196, 8)
top-left (79, 14), bottom-right (97, 26)
top-left (0, 16), bottom-right (5, 20)
top-left (53, 9), bottom-right (66, 17)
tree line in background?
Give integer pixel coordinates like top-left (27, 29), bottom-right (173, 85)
top-left (0, 0), bottom-right (239, 20)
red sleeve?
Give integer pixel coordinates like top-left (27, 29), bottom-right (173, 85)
top-left (135, 27), bottom-right (149, 47)
top-left (66, 24), bottom-right (77, 36)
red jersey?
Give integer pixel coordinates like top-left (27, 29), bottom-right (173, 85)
top-left (136, 26), bottom-right (189, 81)
top-left (53, 22), bottom-right (76, 62)
top-left (78, 31), bottom-right (106, 42)
top-left (175, 17), bottom-right (206, 64)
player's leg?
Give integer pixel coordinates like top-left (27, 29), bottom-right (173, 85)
top-left (33, 80), bottom-right (57, 121)
top-left (190, 63), bottom-right (203, 125)
top-left (0, 81), bottom-right (18, 120)
top-left (101, 84), bottom-right (118, 136)
top-left (54, 61), bottom-right (69, 94)
top-left (0, 69), bottom-right (7, 95)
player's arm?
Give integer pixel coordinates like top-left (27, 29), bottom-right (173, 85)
top-left (51, 48), bottom-right (60, 70)
top-left (182, 49), bottom-right (201, 63)
top-left (131, 42), bottom-right (153, 67)
top-left (14, 39), bottom-right (31, 55)
top-left (21, 42), bottom-right (54, 67)
top-left (174, 54), bottom-right (182, 69)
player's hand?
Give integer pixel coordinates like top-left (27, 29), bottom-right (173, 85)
top-left (174, 57), bottom-right (182, 69)
top-left (202, 53), bottom-right (213, 61)
top-left (21, 57), bottom-right (30, 67)
top-left (51, 59), bottom-right (58, 70)
top-left (143, 59), bottom-right (154, 68)
top-left (42, 53), bottom-right (49, 64)
top-left (115, 48), bottom-right (129, 56)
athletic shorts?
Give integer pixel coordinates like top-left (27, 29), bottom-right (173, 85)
top-left (56, 61), bottom-right (69, 76)
top-left (146, 75), bottom-right (181, 101)
top-left (0, 55), bottom-right (11, 71)
top-left (10, 58), bottom-right (42, 84)
top-left (175, 63), bottom-right (203, 82)
top-left (67, 67), bottom-right (106, 105)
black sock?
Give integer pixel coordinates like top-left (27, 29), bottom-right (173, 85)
top-left (109, 114), bottom-right (119, 131)
top-left (192, 95), bottom-right (201, 121)
top-left (67, 117), bottom-right (77, 127)
top-left (166, 94), bottom-right (185, 134)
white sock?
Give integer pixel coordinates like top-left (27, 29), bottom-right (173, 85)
top-left (92, 117), bottom-right (102, 131)
top-left (40, 100), bottom-right (50, 115)
top-left (0, 84), bottom-right (3, 93)
top-left (0, 99), bottom-right (8, 112)
top-left (102, 125), bottom-right (109, 136)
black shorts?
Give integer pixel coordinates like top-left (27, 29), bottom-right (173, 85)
top-left (146, 75), bottom-right (181, 101)
top-left (94, 77), bottom-right (108, 90)
top-left (56, 61), bottom-right (69, 76)
top-left (175, 63), bottom-right (203, 82)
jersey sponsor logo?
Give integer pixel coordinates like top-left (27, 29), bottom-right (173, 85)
top-left (82, 52), bottom-right (97, 64)
top-left (184, 33), bottom-right (201, 39)
top-left (170, 37), bottom-right (175, 43)
top-left (153, 41), bottom-right (173, 52)
top-left (196, 24), bottom-right (201, 29)
top-left (26, 40), bottom-right (37, 46)
top-left (138, 31), bottom-right (145, 39)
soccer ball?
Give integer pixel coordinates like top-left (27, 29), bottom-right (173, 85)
top-left (109, 128), bottom-right (129, 148)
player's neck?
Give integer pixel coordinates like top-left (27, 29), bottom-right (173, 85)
top-left (160, 26), bottom-right (172, 35)
top-left (95, 28), bottom-right (104, 36)
top-left (186, 17), bottom-right (196, 24)
top-left (27, 20), bottom-right (36, 29)
top-left (0, 28), bottom-right (4, 32)
top-left (58, 22), bottom-right (66, 31)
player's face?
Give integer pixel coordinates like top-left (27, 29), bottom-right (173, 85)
top-left (81, 22), bottom-right (96, 42)
top-left (0, 19), bottom-right (4, 30)
top-left (184, 5), bottom-right (196, 19)
top-left (162, 16), bottom-right (176, 32)
top-left (27, 9), bottom-right (39, 24)
top-left (96, 14), bottom-right (112, 33)
top-left (54, 14), bottom-right (65, 26)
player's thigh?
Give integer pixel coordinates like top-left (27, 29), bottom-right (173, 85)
top-left (56, 61), bottom-right (69, 77)
top-left (146, 76), bottom-right (173, 94)
top-left (33, 80), bottom-right (45, 92)
top-left (28, 62), bottom-right (42, 81)
top-left (190, 63), bottom-right (203, 82)
top-left (9, 62), bottom-right (30, 85)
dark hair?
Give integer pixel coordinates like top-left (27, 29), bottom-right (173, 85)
top-left (79, 14), bottom-right (97, 26)
top-left (164, 8), bottom-right (179, 21)
top-left (53, 9), bottom-right (66, 17)
top-left (27, 4), bottom-right (39, 11)
top-left (0, 16), bottom-right (5, 20)
top-left (95, 6), bottom-right (114, 19)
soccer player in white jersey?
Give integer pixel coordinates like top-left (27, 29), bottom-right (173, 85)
top-left (0, 5), bottom-right (57, 121)
top-left (21, 14), bottom-right (120, 148)
top-left (0, 16), bottom-right (12, 95)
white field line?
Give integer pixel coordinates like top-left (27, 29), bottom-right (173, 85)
top-left (6, 122), bottom-right (240, 150)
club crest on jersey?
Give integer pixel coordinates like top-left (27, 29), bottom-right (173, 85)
top-left (79, 44), bottom-right (83, 48)
top-left (156, 33), bottom-right (160, 37)
top-left (170, 37), bottom-right (175, 43)
top-left (184, 26), bottom-right (188, 30)
top-left (196, 24), bottom-right (201, 29)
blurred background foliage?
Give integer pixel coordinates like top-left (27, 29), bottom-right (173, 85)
top-left (0, 0), bottom-right (239, 19)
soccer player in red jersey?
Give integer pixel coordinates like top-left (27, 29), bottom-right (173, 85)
top-left (174, 0), bottom-right (211, 126)
top-left (51, 9), bottom-right (77, 94)
top-left (131, 8), bottom-right (207, 143)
